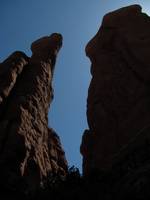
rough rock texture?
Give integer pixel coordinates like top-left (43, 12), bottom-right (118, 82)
top-left (81, 5), bottom-right (150, 175)
top-left (0, 33), bottom-right (67, 194)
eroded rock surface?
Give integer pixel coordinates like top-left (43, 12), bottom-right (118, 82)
top-left (0, 33), bottom-right (67, 194)
top-left (81, 5), bottom-right (150, 175)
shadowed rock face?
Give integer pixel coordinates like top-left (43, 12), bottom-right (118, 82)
top-left (0, 33), bottom-right (67, 193)
top-left (81, 5), bottom-right (150, 175)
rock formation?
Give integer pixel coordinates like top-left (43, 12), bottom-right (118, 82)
top-left (0, 33), bottom-right (67, 195)
top-left (81, 5), bottom-right (150, 175)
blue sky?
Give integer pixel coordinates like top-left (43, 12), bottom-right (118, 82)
top-left (0, 0), bottom-right (150, 171)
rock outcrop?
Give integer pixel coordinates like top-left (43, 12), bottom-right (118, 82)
top-left (81, 5), bottom-right (150, 175)
top-left (0, 33), bottom-right (67, 194)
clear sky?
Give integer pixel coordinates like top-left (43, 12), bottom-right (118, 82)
top-left (0, 0), bottom-right (150, 172)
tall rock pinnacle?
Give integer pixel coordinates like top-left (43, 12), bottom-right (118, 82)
top-left (81, 5), bottom-right (150, 175)
top-left (0, 33), bottom-right (67, 194)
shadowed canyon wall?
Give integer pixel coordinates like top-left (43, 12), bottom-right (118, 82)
top-left (2, 4), bottom-right (150, 199)
top-left (81, 5), bottom-right (150, 175)
top-left (0, 33), bottom-right (67, 194)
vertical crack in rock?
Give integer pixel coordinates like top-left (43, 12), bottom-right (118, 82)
top-left (0, 33), bottom-right (67, 194)
top-left (81, 5), bottom-right (150, 175)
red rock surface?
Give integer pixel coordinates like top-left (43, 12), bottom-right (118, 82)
top-left (0, 33), bottom-right (67, 193)
top-left (81, 5), bottom-right (150, 175)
